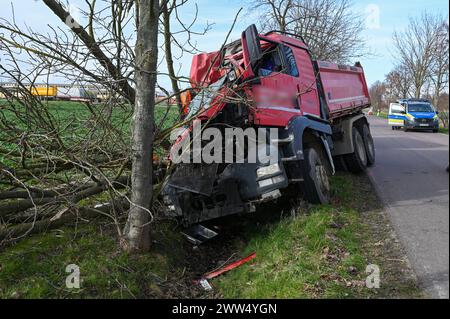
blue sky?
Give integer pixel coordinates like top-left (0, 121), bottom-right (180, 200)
top-left (1, 0), bottom-right (449, 88)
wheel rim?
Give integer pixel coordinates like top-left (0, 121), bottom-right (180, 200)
top-left (315, 162), bottom-right (330, 195)
top-left (355, 132), bottom-right (367, 163)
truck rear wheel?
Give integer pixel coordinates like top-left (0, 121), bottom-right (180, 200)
top-left (362, 124), bottom-right (376, 167)
top-left (301, 143), bottom-right (331, 204)
top-left (344, 127), bottom-right (367, 173)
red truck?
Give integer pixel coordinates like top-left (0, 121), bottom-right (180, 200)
top-left (162, 25), bottom-right (374, 225)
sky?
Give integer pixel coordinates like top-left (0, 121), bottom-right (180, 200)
top-left (0, 0), bottom-right (449, 88)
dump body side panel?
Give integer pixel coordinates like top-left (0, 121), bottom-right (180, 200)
top-left (317, 61), bottom-right (370, 119)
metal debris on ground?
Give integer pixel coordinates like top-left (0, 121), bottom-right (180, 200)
top-left (195, 252), bottom-right (257, 291)
top-left (204, 252), bottom-right (257, 280)
top-left (199, 279), bottom-right (213, 291)
top-left (181, 224), bottom-right (219, 246)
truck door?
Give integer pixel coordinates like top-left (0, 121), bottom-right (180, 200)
top-left (253, 44), bottom-right (303, 126)
top-left (291, 47), bottom-right (321, 118)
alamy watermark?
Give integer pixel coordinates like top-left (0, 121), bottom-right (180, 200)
top-left (170, 120), bottom-right (280, 165)
top-left (65, 264), bottom-right (81, 289)
top-left (366, 264), bottom-right (381, 289)
top-left (365, 4), bottom-right (381, 30)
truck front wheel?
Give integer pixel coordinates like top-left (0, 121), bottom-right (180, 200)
top-left (344, 127), bottom-right (368, 173)
top-left (301, 143), bottom-right (331, 204)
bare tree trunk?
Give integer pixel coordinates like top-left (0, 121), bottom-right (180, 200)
top-left (162, 1), bottom-right (182, 113)
top-left (123, 0), bottom-right (159, 253)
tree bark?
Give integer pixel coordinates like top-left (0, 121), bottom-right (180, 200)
top-left (123, 0), bottom-right (159, 253)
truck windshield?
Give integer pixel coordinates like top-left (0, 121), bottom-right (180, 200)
top-left (408, 103), bottom-right (434, 113)
top-left (187, 76), bottom-right (227, 119)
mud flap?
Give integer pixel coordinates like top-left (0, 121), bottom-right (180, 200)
top-left (320, 135), bottom-right (336, 175)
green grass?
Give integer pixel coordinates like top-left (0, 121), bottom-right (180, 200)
top-left (0, 100), bottom-right (179, 168)
top-left (375, 111), bottom-right (388, 119)
top-left (439, 127), bottom-right (449, 134)
top-left (216, 175), bottom-right (422, 299)
top-left (0, 174), bottom-right (423, 299)
top-left (0, 222), bottom-right (184, 299)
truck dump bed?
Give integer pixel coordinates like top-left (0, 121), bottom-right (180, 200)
top-left (317, 61), bottom-right (370, 120)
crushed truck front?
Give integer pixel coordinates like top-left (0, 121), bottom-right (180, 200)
top-left (162, 25), bottom-right (372, 225)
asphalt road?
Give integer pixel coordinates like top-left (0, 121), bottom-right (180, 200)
top-left (367, 116), bottom-right (449, 299)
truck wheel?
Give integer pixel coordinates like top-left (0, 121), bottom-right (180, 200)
top-left (362, 124), bottom-right (376, 167)
top-left (301, 143), bottom-right (331, 204)
top-left (344, 127), bottom-right (367, 173)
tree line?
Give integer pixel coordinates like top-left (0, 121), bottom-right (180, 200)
top-left (369, 12), bottom-right (449, 127)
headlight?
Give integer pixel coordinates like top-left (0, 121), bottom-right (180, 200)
top-left (258, 175), bottom-right (285, 188)
top-left (406, 114), bottom-right (415, 121)
top-left (257, 163), bottom-right (281, 178)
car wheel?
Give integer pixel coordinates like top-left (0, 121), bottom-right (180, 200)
top-left (403, 122), bottom-right (409, 132)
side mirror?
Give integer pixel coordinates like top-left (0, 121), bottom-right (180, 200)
top-left (242, 25), bottom-right (262, 73)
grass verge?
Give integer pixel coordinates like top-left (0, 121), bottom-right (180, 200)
top-left (0, 222), bottom-right (187, 299)
top-left (0, 173), bottom-right (424, 299)
top-left (215, 173), bottom-right (424, 299)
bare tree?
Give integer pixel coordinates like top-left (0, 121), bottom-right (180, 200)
top-left (437, 93), bottom-right (449, 128)
top-left (122, 0), bottom-right (160, 253)
top-left (429, 21), bottom-right (449, 107)
top-left (252, 0), bottom-right (367, 63)
top-left (0, 0), bottom-right (207, 249)
top-left (384, 64), bottom-right (413, 101)
top-left (253, 0), bottom-right (294, 32)
top-left (162, 1), bottom-right (182, 111)
top-left (369, 81), bottom-right (387, 112)
top-left (393, 13), bottom-right (444, 98)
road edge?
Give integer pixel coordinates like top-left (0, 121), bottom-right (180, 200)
top-left (365, 169), bottom-right (429, 298)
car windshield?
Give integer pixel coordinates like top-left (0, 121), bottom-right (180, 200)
top-left (408, 103), bottom-right (434, 113)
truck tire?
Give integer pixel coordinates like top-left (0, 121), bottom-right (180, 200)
top-left (362, 124), bottom-right (376, 167)
top-left (301, 143), bottom-right (331, 204)
top-left (344, 127), bottom-right (367, 173)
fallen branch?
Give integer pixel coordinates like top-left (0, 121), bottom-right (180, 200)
top-left (0, 176), bottom-right (130, 218)
top-left (0, 200), bottom-right (130, 242)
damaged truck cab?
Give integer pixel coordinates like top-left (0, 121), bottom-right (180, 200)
top-left (162, 25), bottom-right (374, 225)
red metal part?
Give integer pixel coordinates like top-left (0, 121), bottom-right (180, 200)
top-left (190, 51), bottom-right (222, 88)
top-left (202, 252), bottom-right (257, 280)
